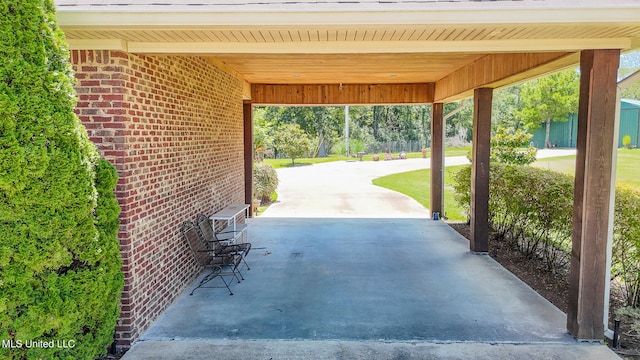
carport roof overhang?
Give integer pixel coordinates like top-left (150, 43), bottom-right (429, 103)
top-left (55, 0), bottom-right (640, 104)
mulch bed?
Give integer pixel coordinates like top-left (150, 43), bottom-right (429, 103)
top-left (446, 221), bottom-right (640, 359)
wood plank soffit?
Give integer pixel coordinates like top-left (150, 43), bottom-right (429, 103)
top-left (251, 83), bottom-right (434, 105)
top-left (434, 52), bottom-right (577, 103)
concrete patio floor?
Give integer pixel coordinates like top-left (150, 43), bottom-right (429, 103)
top-left (122, 217), bottom-right (618, 359)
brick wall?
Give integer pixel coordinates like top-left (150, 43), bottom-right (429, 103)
top-left (71, 50), bottom-right (245, 347)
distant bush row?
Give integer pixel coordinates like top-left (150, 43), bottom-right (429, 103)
top-left (453, 164), bottom-right (640, 307)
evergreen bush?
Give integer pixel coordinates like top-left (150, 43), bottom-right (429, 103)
top-left (0, 1), bottom-right (123, 358)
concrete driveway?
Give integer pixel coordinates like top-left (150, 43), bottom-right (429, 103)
top-left (120, 148), bottom-right (618, 360)
top-left (123, 217), bottom-right (617, 360)
top-left (261, 157), bottom-right (465, 218)
top-left (262, 149), bottom-right (576, 218)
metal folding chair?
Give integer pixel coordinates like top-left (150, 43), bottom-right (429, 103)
top-left (197, 213), bottom-right (251, 273)
top-left (182, 220), bottom-right (242, 295)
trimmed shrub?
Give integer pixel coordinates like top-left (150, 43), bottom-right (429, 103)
top-left (613, 184), bottom-right (640, 307)
top-left (454, 164), bottom-right (574, 270)
top-left (0, 1), bottom-right (123, 358)
top-left (451, 165), bottom-right (472, 219)
top-left (253, 163), bottom-right (279, 204)
top-left (453, 164), bottom-right (574, 270)
top-left (454, 164), bottom-right (640, 305)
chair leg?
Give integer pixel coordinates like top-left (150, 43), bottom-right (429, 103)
top-left (190, 267), bottom-right (224, 295)
top-left (216, 254), bottom-right (245, 283)
top-left (241, 255), bottom-right (250, 271)
top-left (234, 266), bottom-right (244, 282)
top-left (218, 272), bottom-right (234, 296)
top-left (231, 255), bottom-right (245, 282)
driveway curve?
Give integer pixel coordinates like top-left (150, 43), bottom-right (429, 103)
top-left (261, 156), bottom-right (468, 218)
top-left (261, 149), bottom-right (576, 219)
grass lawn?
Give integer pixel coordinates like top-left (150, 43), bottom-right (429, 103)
top-left (264, 146), bottom-right (472, 169)
top-left (263, 155), bottom-right (351, 169)
top-left (533, 148), bottom-right (640, 188)
top-left (371, 148), bottom-right (640, 221)
top-left (372, 165), bottom-right (468, 221)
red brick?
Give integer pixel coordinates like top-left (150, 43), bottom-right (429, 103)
top-left (72, 50), bottom-right (244, 349)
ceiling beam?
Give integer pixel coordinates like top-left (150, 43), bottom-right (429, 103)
top-left (434, 52), bottom-right (579, 102)
top-left (251, 83), bottom-right (434, 105)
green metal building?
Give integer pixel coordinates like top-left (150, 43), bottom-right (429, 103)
top-left (531, 99), bottom-right (640, 148)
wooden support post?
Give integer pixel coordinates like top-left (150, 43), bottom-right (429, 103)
top-left (567, 49), bottom-right (620, 341)
top-left (470, 88), bottom-right (492, 253)
top-left (243, 100), bottom-right (254, 216)
top-left (430, 103), bottom-right (444, 218)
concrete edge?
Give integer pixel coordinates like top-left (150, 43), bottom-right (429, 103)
top-left (121, 339), bottom-right (620, 360)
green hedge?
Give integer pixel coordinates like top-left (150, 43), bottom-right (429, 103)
top-left (613, 184), bottom-right (640, 307)
top-left (453, 164), bottom-right (640, 306)
top-left (0, 1), bottom-right (123, 358)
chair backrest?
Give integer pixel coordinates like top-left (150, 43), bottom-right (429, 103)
top-left (182, 220), bottom-right (211, 266)
top-left (196, 213), bottom-right (223, 252)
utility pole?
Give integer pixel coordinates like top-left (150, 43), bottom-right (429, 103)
top-left (345, 105), bottom-right (350, 157)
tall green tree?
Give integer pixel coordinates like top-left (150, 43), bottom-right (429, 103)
top-left (619, 50), bottom-right (640, 100)
top-left (273, 123), bottom-right (312, 165)
top-left (253, 107), bottom-right (274, 161)
top-left (350, 105), bottom-right (430, 145)
top-left (517, 69), bottom-right (579, 148)
top-left (0, 1), bottom-right (123, 358)
top-left (306, 106), bottom-right (342, 157)
top-left (492, 85), bottom-right (522, 131)
top-left (620, 68), bottom-right (640, 100)
top-left (444, 101), bottom-right (473, 141)
top-left (262, 106), bottom-right (342, 157)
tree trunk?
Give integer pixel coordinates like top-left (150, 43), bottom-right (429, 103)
top-left (373, 106), bottom-right (381, 140)
top-left (312, 132), bottom-right (323, 158)
top-left (545, 119), bottom-right (552, 148)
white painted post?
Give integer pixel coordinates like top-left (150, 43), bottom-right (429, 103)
top-left (603, 86), bottom-right (621, 339)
